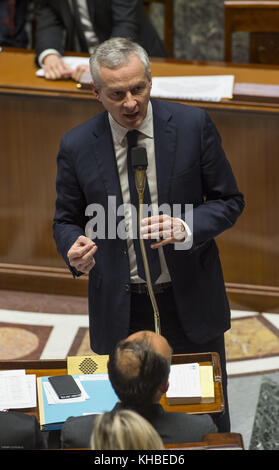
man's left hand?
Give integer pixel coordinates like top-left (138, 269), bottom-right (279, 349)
top-left (140, 214), bottom-right (186, 248)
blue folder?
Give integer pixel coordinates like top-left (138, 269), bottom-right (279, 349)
top-left (37, 374), bottom-right (118, 430)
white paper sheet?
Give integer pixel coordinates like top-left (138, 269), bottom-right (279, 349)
top-left (0, 369), bottom-right (26, 376)
top-left (151, 75), bottom-right (235, 102)
top-left (0, 373), bottom-right (36, 410)
top-left (79, 373), bottom-right (109, 382)
top-left (35, 56), bottom-right (90, 77)
top-left (166, 363), bottom-right (201, 399)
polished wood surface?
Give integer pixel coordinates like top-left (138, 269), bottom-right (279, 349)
top-left (224, 1), bottom-right (279, 64)
top-left (165, 432), bottom-right (244, 449)
top-left (1, 50), bottom-right (279, 311)
top-left (0, 352), bottom-right (224, 422)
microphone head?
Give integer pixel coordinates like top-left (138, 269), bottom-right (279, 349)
top-left (131, 147), bottom-right (148, 170)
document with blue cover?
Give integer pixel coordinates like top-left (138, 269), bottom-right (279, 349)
top-left (37, 374), bottom-right (118, 430)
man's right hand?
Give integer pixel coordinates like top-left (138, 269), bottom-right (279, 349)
top-left (43, 54), bottom-right (73, 80)
top-left (67, 236), bottom-right (97, 274)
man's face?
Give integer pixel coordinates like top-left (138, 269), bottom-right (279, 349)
top-left (93, 53), bottom-right (152, 129)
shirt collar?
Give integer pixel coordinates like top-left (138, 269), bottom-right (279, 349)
top-left (108, 101), bottom-right (154, 146)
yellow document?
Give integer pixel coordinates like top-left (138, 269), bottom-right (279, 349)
top-left (200, 365), bottom-right (215, 403)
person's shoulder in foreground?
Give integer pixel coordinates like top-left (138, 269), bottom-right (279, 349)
top-left (0, 411), bottom-right (46, 449)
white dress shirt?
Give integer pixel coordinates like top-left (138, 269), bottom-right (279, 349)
top-left (109, 101), bottom-right (189, 284)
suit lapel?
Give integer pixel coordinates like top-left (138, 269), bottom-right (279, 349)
top-left (151, 100), bottom-right (176, 206)
top-left (92, 113), bottom-right (124, 223)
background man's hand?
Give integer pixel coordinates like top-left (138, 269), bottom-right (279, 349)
top-left (71, 64), bottom-right (90, 82)
top-left (140, 214), bottom-right (186, 248)
top-left (43, 54), bottom-right (73, 80)
top-left (67, 235), bottom-right (97, 273)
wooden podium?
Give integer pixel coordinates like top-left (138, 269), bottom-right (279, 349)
top-left (224, 0), bottom-right (279, 64)
top-left (0, 352), bottom-right (224, 422)
top-left (0, 353), bottom-right (246, 450)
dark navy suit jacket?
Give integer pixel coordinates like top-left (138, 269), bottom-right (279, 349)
top-left (53, 99), bottom-right (244, 354)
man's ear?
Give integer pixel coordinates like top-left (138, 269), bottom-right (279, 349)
top-left (91, 81), bottom-right (101, 101)
top-left (158, 380), bottom-right (169, 394)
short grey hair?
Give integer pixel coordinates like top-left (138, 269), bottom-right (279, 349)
top-left (89, 37), bottom-right (151, 91)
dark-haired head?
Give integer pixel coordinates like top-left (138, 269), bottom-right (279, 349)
top-left (108, 331), bottom-right (172, 407)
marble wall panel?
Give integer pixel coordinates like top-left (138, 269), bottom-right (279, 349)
top-left (150, 0), bottom-right (249, 62)
top-left (249, 376), bottom-right (279, 450)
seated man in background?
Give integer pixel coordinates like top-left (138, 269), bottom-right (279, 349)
top-left (35, 0), bottom-right (167, 80)
top-left (61, 331), bottom-right (217, 448)
top-left (0, 0), bottom-right (29, 48)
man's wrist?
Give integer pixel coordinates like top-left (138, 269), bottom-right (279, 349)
top-left (39, 49), bottom-right (61, 67)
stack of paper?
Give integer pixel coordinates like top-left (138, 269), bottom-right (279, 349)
top-left (166, 363), bottom-right (215, 405)
top-left (0, 370), bottom-right (37, 410)
top-left (151, 75), bottom-right (235, 102)
top-left (199, 365), bottom-right (215, 403)
top-left (35, 56), bottom-right (89, 77)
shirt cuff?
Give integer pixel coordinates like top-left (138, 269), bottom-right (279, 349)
top-left (178, 218), bottom-right (192, 244)
top-left (38, 49), bottom-right (62, 67)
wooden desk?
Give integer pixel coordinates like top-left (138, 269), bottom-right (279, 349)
top-left (224, 1), bottom-right (279, 64)
top-left (1, 50), bottom-right (279, 311)
top-left (0, 352), bottom-right (224, 424)
top-left (165, 432), bottom-right (244, 449)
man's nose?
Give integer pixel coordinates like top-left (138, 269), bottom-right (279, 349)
top-left (123, 92), bottom-right (137, 110)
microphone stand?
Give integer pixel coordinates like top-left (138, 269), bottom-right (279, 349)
top-left (133, 161), bottom-right (161, 336)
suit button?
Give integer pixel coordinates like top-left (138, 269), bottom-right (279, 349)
top-left (125, 284), bottom-right (130, 292)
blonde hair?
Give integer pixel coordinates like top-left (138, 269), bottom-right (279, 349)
top-left (90, 410), bottom-right (164, 450)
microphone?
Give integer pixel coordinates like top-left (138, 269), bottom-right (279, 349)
top-left (131, 147), bottom-right (148, 199)
top-left (130, 146), bottom-right (161, 335)
top-left (131, 146), bottom-right (148, 170)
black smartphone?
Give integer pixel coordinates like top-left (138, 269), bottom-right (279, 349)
top-left (48, 375), bottom-right (81, 399)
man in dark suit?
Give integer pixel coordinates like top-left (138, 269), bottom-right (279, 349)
top-left (53, 37), bottom-right (244, 431)
top-left (35, 0), bottom-right (167, 80)
top-left (61, 330), bottom-right (217, 448)
top-left (0, 0), bottom-right (29, 48)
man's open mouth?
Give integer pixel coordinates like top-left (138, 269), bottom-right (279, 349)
top-left (124, 112), bottom-right (139, 120)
